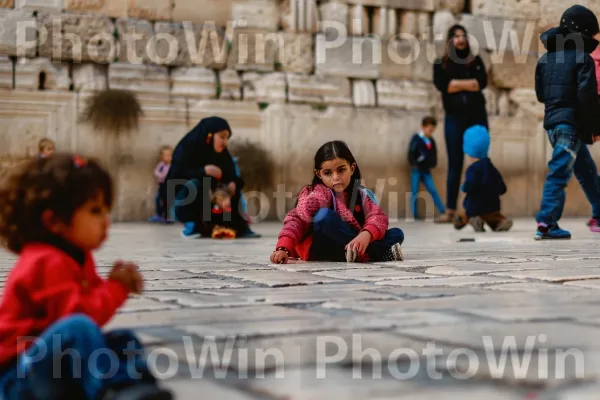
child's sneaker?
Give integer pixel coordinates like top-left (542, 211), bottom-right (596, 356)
top-left (589, 218), bottom-right (600, 232)
top-left (494, 218), bottom-right (513, 232)
top-left (535, 223), bottom-right (571, 240)
top-left (453, 214), bottom-right (467, 230)
top-left (469, 216), bottom-right (485, 232)
top-left (181, 222), bottom-right (201, 239)
top-left (345, 247), bottom-right (358, 262)
top-left (587, 217), bottom-right (596, 227)
top-left (381, 243), bottom-right (403, 261)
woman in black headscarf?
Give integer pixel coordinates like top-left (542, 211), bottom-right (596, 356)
top-left (166, 116), bottom-right (259, 238)
top-left (433, 24), bottom-right (489, 223)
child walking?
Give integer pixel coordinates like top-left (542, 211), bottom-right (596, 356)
top-left (271, 141), bottom-right (404, 264)
top-left (535, 5), bottom-right (600, 239)
top-left (453, 125), bottom-right (513, 232)
top-left (408, 116), bottom-right (446, 220)
top-left (0, 154), bottom-right (172, 400)
top-left (148, 145), bottom-right (173, 224)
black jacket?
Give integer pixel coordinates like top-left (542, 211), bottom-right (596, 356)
top-left (433, 55), bottom-right (488, 118)
top-left (535, 28), bottom-right (600, 144)
top-left (408, 134), bottom-right (437, 171)
top-left (462, 158), bottom-right (506, 217)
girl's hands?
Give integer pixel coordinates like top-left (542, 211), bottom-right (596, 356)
top-left (346, 231), bottom-right (372, 256)
top-left (270, 250), bottom-right (289, 264)
top-left (109, 261), bottom-right (143, 294)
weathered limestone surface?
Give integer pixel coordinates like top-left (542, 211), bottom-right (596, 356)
top-left (0, 0), bottom-right (13, 7)
top-left (315, 33), bottom-right (381, 79)
top-left (471, 0), bottom-right (540, 20)
top-left (0, 56), bottom-right (12, 89)
top-left (0, 9), bottom-right (37, 58)
top-left (228, 28), bottom-right (278, 72)
top-left (509, 88), bottom-right (543, 119)
top-left (381, 39), bottom-right (413, 79)
top-left (108, 62), bottom-right (169, 94)
top-left (15, 0), bottom-right (61, 11)
top-left (171, 0), bottom-right (233, 26)
top-left (15, 57), bottom-right (71, 91)
top-left (287, 73), bottom-right (351, 105)
top-left (151, 22), bottom-right (193, 66)
top-left (437, 0), bottom-right (465, 13)
top-left (242, 72), bottom-right (286, 103)
top-left (376, 79), bottom-right (432, 110)
top-left (278, 32), bottom-right (313, 74)
top-left (399, 10), bottom-right (418, 36)
top-left (38, 13), bottom-right (116, 63)
top-left (372, 7), bottom-right (397, 40)
top-left (218, 69), bottom-right (242, 100)
top-left (352, 79), bottom-right (376, 107)
top-left (433, 9), bottom-right (457, 41)
top-left (72, 63), bottom-right (108, 92)
top-left (343, 0), bottom-right (435, 11)
top-left (171, 67), bottom-right (217, 99)
top-left (539, 0), bottom-right (600, 27)
top-left (280, 0), bottom-right (318, 33)
top-left (128, 0), bottom-right (172, 21)
top-left (231, 0), bottom-right (279, 31)
top-left (348, 4), bottom-right (369, 35)
top-left (64, 0), bottom-right (128, 18)
top-left (318, 1), bottom-right (348, 32)
top-left (116, 19), bottom-right (153, 64)
top-left (490, 51), bottom-right (537, 89)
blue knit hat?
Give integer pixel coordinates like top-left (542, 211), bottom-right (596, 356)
top-left (463, 125), bottom-right (490, 159)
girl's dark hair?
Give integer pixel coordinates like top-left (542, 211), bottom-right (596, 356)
top-left (311, 140), bottom-right (362, 193)
top-left (442, 24), bottom-right (475, 68)
top-left (0, 153), bottom-right (113, 254)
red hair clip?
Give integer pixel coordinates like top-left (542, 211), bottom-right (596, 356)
top-left (73, 155), bottom-right (87, 168)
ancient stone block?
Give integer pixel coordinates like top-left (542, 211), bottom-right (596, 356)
top-left (38, 13), bottom-right (116, 63)
top-left (218, 69), bottom-right (242, 100)
top-left (498, 90), bottom-right (510, 117)
top-left (287, 73), bottom-right (351, 105)
top-left (417, 12), bottom-right (430, 40)
top-left (280, 0), bottom-right (318, 33)
top-left (509, 88), bottom-right (543, 119)
top-left (242, 72), bottom-right (286, 103)
top-left (108, 62), bottom-right (170, 94)
top-left (72, 63), bottom-right (108, 91)
top-left (172, 0), bottom-right (234, 27)
top-left (0, 0), bottom-right (13, 7)
top-left (437, 0), bottom-right (465, 14)
top-left (231, 0), bottom-right (278, 31)
top-left (15, 57), bottom-right (71, 90)
top-left (344, 0), bottom-right (435, 12)
top-left (483, 86), bottom-right (499, 116)
top-left (116, 19), bottom-right (153, 64)
top-left (372, 7), bottom-right (397, 40)
top-left (348, 4), bottom-right (368, 35)
top-left (278, 32), bottom-right (313, 74)
top-left (399, 11), bottom-right (418, 37)
top-left (352, 79), bottom-right (376, 107)
top-left (381, 38), bottom-right (413, 79)
top-left (128, 0), bottom-right (172, 21)
top-left (411, 40), bottom-right (439, 82)
top-left (0, 9), bottom-right (37, 57)
top-left (64, 0), bottom-right (128, 18)
top-left (540, 0), bottom-right (600, 27)
top-left (318, 1), bottom-right (348, 33)
top-left (227, 28), bottom-right (278, 72)
top-left (171, 67), bottom-right (217, 99)
top-left (433, 10), bottom-right (456, 42)
top-left (315, 33), bottom-right (381, 79)
top-left (0, 56), bottom-right (13, 89)
top-left (376, 79), bottom-right (432, 110)
top-left (490, 51), bottom-right (537, 89)
top-left (189, 24), bottom-right (229, 69)
top-left (471, 0), bottom-right (539, 21)
top-left (15, 0), bottom-right (61, 11)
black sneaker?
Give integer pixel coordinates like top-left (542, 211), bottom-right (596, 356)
top-left (469, 216), bottom-right (485, 232)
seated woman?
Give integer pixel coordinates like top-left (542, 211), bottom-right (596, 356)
top-left (166, 116), bottom-right (261, 239)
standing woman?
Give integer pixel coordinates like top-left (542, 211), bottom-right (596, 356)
top-left (166, 116), bottom-right (260, 238)
top-left (433, 24), bottom-right (489, 223)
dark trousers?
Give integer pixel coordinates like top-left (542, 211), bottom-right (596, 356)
top-left (309, 208), bottom-right (404, 262)
top-left (173, 178), bottom-right (249, 236)
top-left (444, 112), bottom-right (489, 210)
top-left (154, 183), bottom-right (168, 218)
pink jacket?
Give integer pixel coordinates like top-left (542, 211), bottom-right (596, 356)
top-left (591, 46), bottom-right (600, 94)
top-left (154, 162), bottom-right (170, 184)
top-left (276, 184), bottom-right (389, 260)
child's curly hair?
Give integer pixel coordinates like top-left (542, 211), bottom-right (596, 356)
top-left (0, 153), bottom-right (113, 254)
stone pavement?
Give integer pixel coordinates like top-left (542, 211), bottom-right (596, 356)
top-left (3, 219), bottom-right (600, 399)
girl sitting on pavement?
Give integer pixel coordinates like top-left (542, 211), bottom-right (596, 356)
top-left (271, 140), bottom-right (404, 264)
top-left (0, 154), bottom-right (172, 400)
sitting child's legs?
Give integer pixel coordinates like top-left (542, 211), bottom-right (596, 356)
top-left (310, 208), bottom-right (357, 261)
top-left (5, 315), bottom-right (157, 400)
top-left (365, 228), bottom-right (404, 262)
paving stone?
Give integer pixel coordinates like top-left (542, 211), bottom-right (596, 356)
top-left (162, 379), bottom-right (255, 400)
top-left (456, 305), bottom-right (600, 323)
top-left (119, 296), bottom-right (181, 313)
top-left (211, 270), bottom-right (344, 287)
top-left (143, 291), bottom-right (252, 308)
top-left (145, 278), bottom-right (249, 291)
top-left (390, 387), bottom-right (525, 399)
top-left (425, 264), bottom-right (548, 276)
top-left (312, 268), bottom-right (431, 282)
top-left (490, 268), bottom-right (600, 283)
top-left (375, 276), bottom-right (518, 287)
top-left (564, 280), bottom-right (600, 289)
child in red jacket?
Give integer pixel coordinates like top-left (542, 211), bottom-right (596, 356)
top-left (0, 154), bottom-right (172, 400)
top-left (270, 141), bottom-right (404, 264)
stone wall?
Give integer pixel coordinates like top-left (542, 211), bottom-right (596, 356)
top-left (0, 0), bottom-right (597, 221)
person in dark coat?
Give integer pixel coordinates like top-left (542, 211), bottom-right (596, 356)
top-left (408, 116), bottom-right (445, 220)
top-left (166, 116), bottom-right (260, 239)
top-left (433, 24), bottom-right (489, 224)
top-left (454, 125), bottom-right (513, 232)
top-left (534, 5), bottom-right (600, 240)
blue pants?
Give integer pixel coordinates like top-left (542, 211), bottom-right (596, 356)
top-left (0, 315), bottom-right (155, 400)
top-left (410, 169), bottom-right (445, 219)
top-left (537, 125), bottom-right (600, 225)
top-left (444, 113), bottom-right (488, 210)
top-left (309, 208), bottom-right (404, 262)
